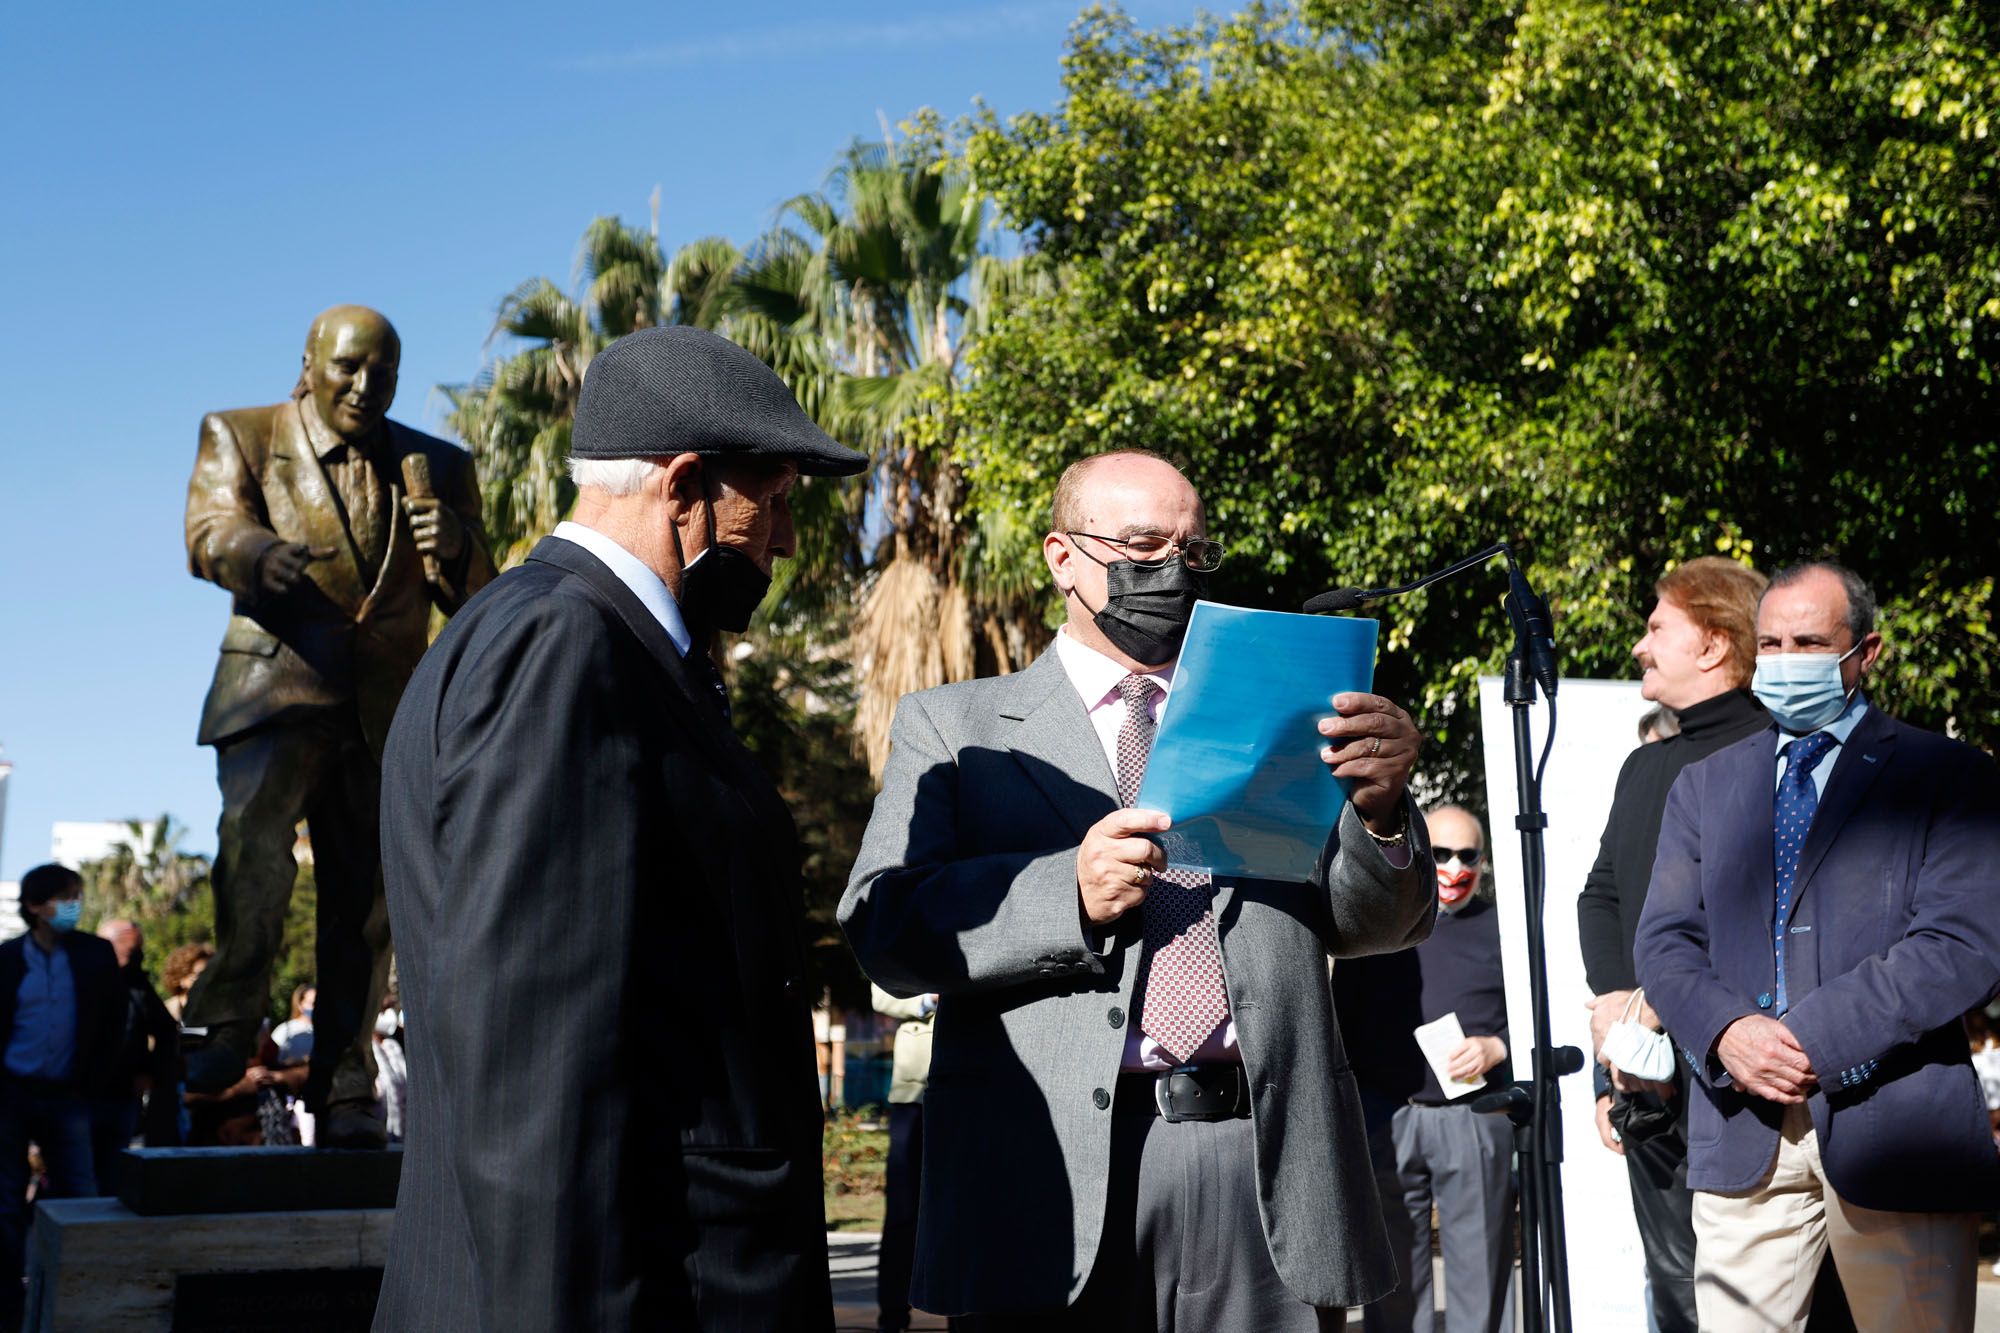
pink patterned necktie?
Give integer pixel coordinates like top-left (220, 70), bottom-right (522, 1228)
top-left (1114, 674), bottom-right (1229, 1062)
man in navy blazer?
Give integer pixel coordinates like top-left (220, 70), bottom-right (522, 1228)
top-left (1635, 562), bottom-right (2000, 1331)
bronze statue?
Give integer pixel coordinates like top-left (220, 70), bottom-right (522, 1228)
top-left (183, 305), bottom-right (494, 1146)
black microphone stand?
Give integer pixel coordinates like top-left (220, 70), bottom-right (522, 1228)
top-left (1490, 550), bottom-right (1580, 1333)
top-left (1307, 543), bottom-right (1580, 1333)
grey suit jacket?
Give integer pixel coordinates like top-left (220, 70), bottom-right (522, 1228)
top-left (839, 644), bottom-right (1435, 1314)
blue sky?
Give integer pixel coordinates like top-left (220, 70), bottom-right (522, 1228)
top-left (0, 1), bottom-right (1204, 880)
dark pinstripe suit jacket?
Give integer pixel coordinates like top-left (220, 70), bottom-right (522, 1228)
top-left (375, 536), bottom-right (831, 1332)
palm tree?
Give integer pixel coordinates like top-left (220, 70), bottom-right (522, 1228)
top-left (448, 123), bottom-right (1048, 774)
top-left (80, 816), bottom-right (209, 919)
top-left (444, 217), bottom-right (666, 565)
top-left (746, 126), bottom-right (1049, 773)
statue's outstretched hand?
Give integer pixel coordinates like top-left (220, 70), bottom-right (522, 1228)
top-left (257, 542), bottom-right (336, 595)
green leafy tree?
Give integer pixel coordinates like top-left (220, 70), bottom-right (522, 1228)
top-left (959, 0), bottom-right (2000, 797)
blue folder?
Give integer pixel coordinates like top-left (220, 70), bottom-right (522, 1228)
top-left (1135, 600), bottom-right (1379, 883)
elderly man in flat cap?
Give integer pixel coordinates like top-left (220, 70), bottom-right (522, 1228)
top-left (374, 326), bottom-right (867, 1332)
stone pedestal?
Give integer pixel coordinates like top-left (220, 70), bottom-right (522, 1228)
top-left (24, 1147), bottom-right (402, 1331)
top-left (26, 1199), bottom-right (391, 1331)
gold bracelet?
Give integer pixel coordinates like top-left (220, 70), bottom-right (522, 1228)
top-left (1363, 806), bottom-right (1409, 847)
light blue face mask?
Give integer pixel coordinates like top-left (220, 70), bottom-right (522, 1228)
top-left (47, 899), bottom-right (82, 933)
top-left (1752, 644), bottom-right (1862, 733)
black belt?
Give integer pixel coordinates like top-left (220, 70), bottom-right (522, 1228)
top-left (1118, 1064), bottom-right (1253, 1123)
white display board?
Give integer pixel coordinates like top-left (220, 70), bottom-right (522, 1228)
top-left (1477, 676), bottom-right (1652, 1330)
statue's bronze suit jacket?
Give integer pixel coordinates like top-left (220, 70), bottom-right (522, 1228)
top-left (185, 398), bottom-right (495, 759)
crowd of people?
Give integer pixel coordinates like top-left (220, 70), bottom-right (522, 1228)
top-left (342, 325), bottom-right (1998, 1332)
top-left (0, 865), bottom-right (410, 1329)
top-left (8, 322), bottom-right (1991, 1332)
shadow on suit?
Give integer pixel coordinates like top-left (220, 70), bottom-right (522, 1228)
top-left (897, 747), bottom-right (1089, 1306)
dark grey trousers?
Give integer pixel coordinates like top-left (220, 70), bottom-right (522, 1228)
top-left (184, 707), bottom-right (387, 1110)
top-left (1365, 1102), bottom-right (1515, 1333)
top-left (963, 1091), bottom-right (1345, 1332)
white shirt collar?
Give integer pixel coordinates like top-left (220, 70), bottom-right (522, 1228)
top-left (1053, 624), bottom-right (1174, 712)
top-left (551, 521), bottom-right (692, 656)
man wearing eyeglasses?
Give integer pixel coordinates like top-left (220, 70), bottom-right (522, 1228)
top-left (841, 448), bottom-right (1433, 1330)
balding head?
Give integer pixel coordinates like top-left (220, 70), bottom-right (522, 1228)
top-left (1426, 805), bottom-right (1486, 912)
top-left (97, 918), bottom-right (141, 969)
top-left (1043, 450), bottom-right (1207, 671)
top-left (300, 305), bottom-right (400, 443)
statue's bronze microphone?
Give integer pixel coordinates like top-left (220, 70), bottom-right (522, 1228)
top-left (400, 453), bottom-right (439, 584)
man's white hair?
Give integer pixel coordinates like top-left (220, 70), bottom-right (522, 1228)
top-left (567, 456), bottom-right (663, 497)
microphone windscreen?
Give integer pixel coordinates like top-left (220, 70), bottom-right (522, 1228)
top-left (400, 453), bottom-right (435, 499)
top-left (1303, 588), bottom-right (1364, 614)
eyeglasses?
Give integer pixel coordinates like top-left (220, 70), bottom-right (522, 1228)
top-left (1432, 847), bottom-right (1483, 868)
top-left (1066, 530), bottom-right (1226, 573)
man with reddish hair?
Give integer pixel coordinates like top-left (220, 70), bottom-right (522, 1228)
top-left (1576, 556), bottom-right (1769, 1332)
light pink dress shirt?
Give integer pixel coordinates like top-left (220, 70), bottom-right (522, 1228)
top-left (1052, 628), bottom-right (1241, 1072)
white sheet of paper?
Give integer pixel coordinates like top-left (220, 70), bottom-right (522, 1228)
top-left (1413, 1011), bottom-right (1485, 1097)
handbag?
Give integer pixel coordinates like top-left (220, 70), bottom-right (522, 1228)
top-left (1600, 988), bottom-right (1677, 1083)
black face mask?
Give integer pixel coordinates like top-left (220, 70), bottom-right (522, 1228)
top-left (1081, 557), bottom-right (1205, 665)
top-left (676, 489), bottom-right (771, 637)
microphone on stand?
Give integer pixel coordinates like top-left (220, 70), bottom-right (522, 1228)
top-left (1302, 542), bottom-right (1512, 615)
top-left (1304, 537), bottom-right (1577, 1332)
top-left (1303, 542), bottom-right (1562, 696)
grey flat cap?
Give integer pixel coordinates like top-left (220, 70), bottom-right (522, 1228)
top-left (571, 325), bottom-right (867, 476)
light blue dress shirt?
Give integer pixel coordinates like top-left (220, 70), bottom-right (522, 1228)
top-left (551, 521), bottom-right (692, 657)
top-left (1770, 693), bottom-right (1869, 796)
top-left (1767, 694), bottom-right (1870, 1072)
top-left (5, 939), bottom-right (77, 1082)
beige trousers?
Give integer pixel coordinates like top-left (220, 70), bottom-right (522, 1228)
top-left (1691, 1103), bottom-right (1978, 1332)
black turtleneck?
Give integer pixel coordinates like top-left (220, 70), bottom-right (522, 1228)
top-left (1577, 687), bottom-right (1771, 993)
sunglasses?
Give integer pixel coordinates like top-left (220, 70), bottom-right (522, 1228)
top-left (1432, 847), bottom-right (1483, 868)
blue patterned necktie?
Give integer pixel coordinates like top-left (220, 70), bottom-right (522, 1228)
top-left (1772, 730), bottom-right (1838, 1014)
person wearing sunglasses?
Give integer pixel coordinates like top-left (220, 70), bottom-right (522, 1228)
top-left (843, 447), bottom-right (1432, 1330)
top-left (1339, 807), bottom-right (1513, 1333)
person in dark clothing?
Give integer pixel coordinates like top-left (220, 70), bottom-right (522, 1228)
top-left (88, 920), bottom-right (181, 1192)
top-left (1575, 557), bottom-right (1769, 1333)
top-left (1340, 805), bottom-right (1514, 1333)
top-left (0, 865), bottom-right (125, 1332)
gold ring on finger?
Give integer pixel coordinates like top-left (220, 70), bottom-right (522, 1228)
top-left (1131, 867), bottom-right (1149, 887)
top-left (1369, 736), bottom-right (1382, 757)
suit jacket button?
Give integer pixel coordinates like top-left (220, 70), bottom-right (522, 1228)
top-left (1107, 1006), bottom-right (1125, 1029)
top-left (1092, 1087), bottom-right (1110, 1110)
top-left (782, 977), bottom-right (800, 996)
top-left (1757, 992), bottom-right (1772, 1009)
